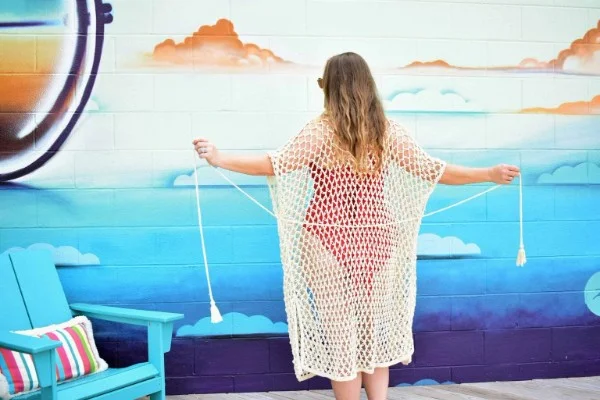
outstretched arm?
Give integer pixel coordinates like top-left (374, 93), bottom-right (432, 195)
top-left (440, 163), bottom-right (520, 185)
top-left (193, 139), bottom-right (274, 176)
top-left (193, 118), bottom-right (324, 177)
top-left (390, 120), bottom-right (520, 186)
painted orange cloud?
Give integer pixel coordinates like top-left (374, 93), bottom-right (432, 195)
top-left (405, 60), bottom-right (452, 68)
top-left (519, 21), bottom-right (600, 73)
top-left (403, 59), bottom-right (475, 70)
top-left (521, 95), bottom-right (600, 115)
top-left (152, 19), bottom-right (286, 68)
top-left (403, 21), bottom-right (600, 74)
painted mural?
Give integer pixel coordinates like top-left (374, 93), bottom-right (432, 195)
top-left (1, 0), bottom-right (600, 390)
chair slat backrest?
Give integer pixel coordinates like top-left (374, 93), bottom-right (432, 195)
top-left (9, 250), bottom-right (72, 328)
top-left (0, 253), bottom-right (32, 331)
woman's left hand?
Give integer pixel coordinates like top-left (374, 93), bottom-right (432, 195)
top-left (193, 138), bottom-right (221, 167)
top-left (488, 164), bottom-right (520, 185)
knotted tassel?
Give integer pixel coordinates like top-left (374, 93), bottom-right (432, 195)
top-left (192, 151), bottom-right (223, 323)
top-left (516, 173), bottom-right (526, 267)
top-left (210, 300), bottom-right (223, 323)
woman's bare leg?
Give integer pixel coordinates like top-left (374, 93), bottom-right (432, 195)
top-left (362, 367), bottom-right (389, 400)
top-left (331, 374), bottom-right (362, 400)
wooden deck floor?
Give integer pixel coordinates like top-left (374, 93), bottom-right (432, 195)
top-left (167, 376), bottom-right (600, 399)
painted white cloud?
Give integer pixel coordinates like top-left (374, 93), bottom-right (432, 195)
top-left (172, 166), bottom-right (227, 187)
top-left (172, 166), bottom-right (265, 187)
top-left (3, 243), bottom-right (100, 266)
top-left (417, 234), bottom-right (481, 257)
top-left (173, 169), bottom-right (200, 187)
top-left (84, 98), bottom-right (101, 112)
top-left (384, 89), bottom-right (482, 112)
top-left (177, 312), bottom-right (288, 337)
top-left (396, 379), bottom-right (454, 387)
top-left (537, 162), bottom-right (600, 185)
top-left (585, 271), bottom-right (600, 317)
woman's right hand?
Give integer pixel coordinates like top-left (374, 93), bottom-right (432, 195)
top-left (193, 138), bottom-right (221, 167)
top-left (488, 164), bottom-right (520, 185)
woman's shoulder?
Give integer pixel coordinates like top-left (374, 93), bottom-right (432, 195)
top-left (303, 113), bottom-right (334, 134)
top-left (385, 117), bottom-right (411, 136)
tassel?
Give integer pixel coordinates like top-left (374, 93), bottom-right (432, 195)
top-left (516, 246), bottom-right (527, 267)
top-left (516, 173), bottom-right (526, 267)
top-left (210, 301), bottom-right (223, 323)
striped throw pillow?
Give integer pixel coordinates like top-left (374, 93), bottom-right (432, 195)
top-left (0, 316), bottom-right (108, 399)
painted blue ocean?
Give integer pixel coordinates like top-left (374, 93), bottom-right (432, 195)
top-left (1, 114), bottom-right (599, 337)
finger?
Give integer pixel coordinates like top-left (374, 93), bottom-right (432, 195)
top-left (507, 165), bottom-right (520, 173)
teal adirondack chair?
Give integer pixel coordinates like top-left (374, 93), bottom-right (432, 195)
top-left (0, 250), bottom-right (184, 400)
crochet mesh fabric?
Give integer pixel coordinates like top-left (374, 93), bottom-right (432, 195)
top-left (267, 116), bottom-right (447, 382)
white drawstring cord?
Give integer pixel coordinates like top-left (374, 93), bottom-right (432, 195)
top-left (192, 152), bottom-right (223, 323)
top-left (213, 167), bottom-right (502, 226)
top-left (212, 168), bottom-right (525, 263)
top-left (516, 174), bottom-right (527, 267)
top-left (191, 154), bottom-right (526, 323)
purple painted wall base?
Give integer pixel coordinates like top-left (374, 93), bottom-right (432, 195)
top-left (96, 326), bottom-right (600, 395)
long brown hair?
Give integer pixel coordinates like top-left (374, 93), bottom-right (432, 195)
top-left (321, 52), bottom-right (387, 173)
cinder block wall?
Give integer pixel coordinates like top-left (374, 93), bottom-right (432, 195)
top-left (1, 0), bottom-right (599, 394)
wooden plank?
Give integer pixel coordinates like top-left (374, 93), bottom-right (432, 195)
top-left (10, 250), bottom-right (72, 327)
top-left (71, 303), bottom-right (184, 324)
top-left (305, 390), bottom-right (337, 399)
top-left (558, 377), bottom-right (600, 392)
top-left (234, 393), bottom-right (293, 400)
top-left (388, 389), bottom-right (443, 400)
top-left (90, 378), bottom-right (162, 400)
top-left (0, 253), bottom-right (32, 330)
top-left (521, 378), bottom-right (595, 395)
top-left (166, 377), bottom-right (600, 400)
top-left (60, 364), bottom-right (159, 399)
top-left (269, 390), bottom-right (333, 399)
top-left (0, 331), bottom-right (60, 354)
top-left (435, 383), bottom-right (532, 400)
top-left (574, 377), bottom-right (600, 385)
top-left (473, 381), bottom-right (562, 400)
top-left (407, 385), bottom-right (486, 400)
top-left (531, 380), bottom-right (600, 400)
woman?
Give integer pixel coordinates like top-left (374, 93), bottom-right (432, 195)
top-left (194, 52), bottom-right (519, 400)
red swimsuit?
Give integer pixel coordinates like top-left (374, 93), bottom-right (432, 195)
top-left (304, 163), bottom-right (394, 295)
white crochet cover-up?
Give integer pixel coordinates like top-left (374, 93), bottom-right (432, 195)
top-left (267, 115), bottom-right (447, 382)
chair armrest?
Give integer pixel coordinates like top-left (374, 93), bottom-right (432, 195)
top-left (0, 331), bottom-right (60, 354)
top-left (70, 303), bottom-right (184, 326)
